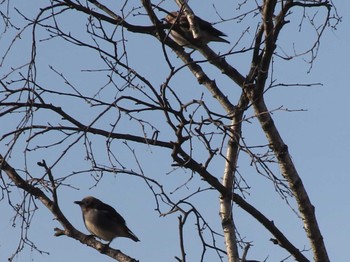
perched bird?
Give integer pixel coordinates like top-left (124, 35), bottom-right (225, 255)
top-left (163, 11), bottom-right (230, 48)
top-left (74, 196), bottom-right (140, 243)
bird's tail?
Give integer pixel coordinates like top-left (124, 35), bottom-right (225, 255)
top-left (126, 227), bottom-right (140, 242)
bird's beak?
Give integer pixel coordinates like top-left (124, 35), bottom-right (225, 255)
top-left (74, 200), bottom-right (82, 205)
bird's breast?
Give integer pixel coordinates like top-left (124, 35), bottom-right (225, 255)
top-left (83, 209), bottom-right (117, 241)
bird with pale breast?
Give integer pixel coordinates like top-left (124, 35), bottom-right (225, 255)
top-left (75, 196), bottom-right (140, 244)
top-left (163, 11), bottom-right (230, 48)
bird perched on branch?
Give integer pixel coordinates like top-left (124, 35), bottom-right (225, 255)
top-left (162, 11), bottom-right (230, 48)
top-left (75, 196), bottom-right (140, 244)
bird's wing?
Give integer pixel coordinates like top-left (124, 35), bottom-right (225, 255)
top-left (100, 202), bottom-right (126, 224)
top-left (194, 16), bottom-right (227, 37)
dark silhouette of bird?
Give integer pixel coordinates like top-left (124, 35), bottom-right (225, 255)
top-left (163, 11), bottom-right (230, 48)
top-left (74, 196), bottom-right (140, 244)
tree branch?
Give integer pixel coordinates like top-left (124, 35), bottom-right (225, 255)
top-left (0, 155), bottom-right (138, 262)
top-left (250, 98), bottom-right (329, 262)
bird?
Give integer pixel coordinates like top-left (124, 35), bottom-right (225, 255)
top-left (162, 11), bottom-right (230, 48)
top-left (74, 196), bottom-right (140, 244)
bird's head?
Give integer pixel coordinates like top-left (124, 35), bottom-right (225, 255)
top-left (74, 196), bottom-right (101, 210)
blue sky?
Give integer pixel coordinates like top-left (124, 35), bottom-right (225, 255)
top-left (0, 1), bottom-right (349, 261)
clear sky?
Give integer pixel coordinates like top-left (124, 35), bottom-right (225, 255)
top-left (0, 1), bottom-right (349, 261)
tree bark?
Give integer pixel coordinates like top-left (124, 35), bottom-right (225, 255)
top-left (251, 98), bottom-right (329, 262)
